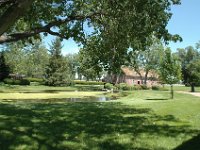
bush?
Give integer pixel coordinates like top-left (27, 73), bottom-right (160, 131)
top-left (140, 84), bottom-right (149, 90)
top-left (3, 78), bottom-right (13, 85)
top-left (3, 78), bottom-right (30, 85)
top-left (104, 83), bottom-right (114, 90)
top-left (116, 83), bottom-right (130, 91)
top-left (133, 84), bottom-right (142, 90)
top-left (152, 85), bottom-right (160, 90)
top-left (20, 79), bottom-right (30, 85)
top-left (152, 85), bottom-right (168, 91)
top-left (74, 80), bottom-right (105, 85)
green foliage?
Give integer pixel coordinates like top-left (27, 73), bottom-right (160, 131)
top-left (45, 38), bottom-right (72, 86)
top-left (140, 84), bottom-right (149, 90)
top-left (133, 85), bottom-right (142, 90)
top-left (79, 46), bottom-right (103, 81)
top-left (65, 54), bottom-right (80, 79)
top-left (159, 48), bottom-right (181, 98)
top-left (116, 83), bottom-right (130, 91)
top-left (3, 78), bottom-right (30, 85)
top-left (152, 85), bottom-right (168, 91)
top-left (186, 58), bottom-right (200, 85)
top-left (74, 80), bottom-right (105, 85)
top-left (159, 48), bottom-right (181, 85)
top-left (177, 45), bottom-right (200, 86)
top-left (1, 0), bottom-right (181, 45)
top-left (127, 38), bottom-right (164, 84)
top-left (104, 83), bottom-right (114, 90)
top-left (0, 51), bottom-right (10, 81)
top-left (4, 40), bottom-right (49, 78)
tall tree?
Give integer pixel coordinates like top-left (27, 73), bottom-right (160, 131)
top-left (0, 51), bottom-right (10, 81)
top-left (45, 38), bottom-right (71, 86)
top-left (159, 48), bottom-right (181, 99)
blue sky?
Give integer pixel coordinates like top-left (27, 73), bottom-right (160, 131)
top-left (167, 0), bottom-right (200, 51)
top-left (45, 0), bottom-right (200, 54)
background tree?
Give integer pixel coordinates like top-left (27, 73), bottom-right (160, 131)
top-left (24, 40), bottom-right (49, 78)
top-left (4, 42), bottom-right (27, 75)
top-left (0, 51), bottom-right (10, 81)
top-left (79, 46), bottom-right (103, 81)
top-left (127, 38), bottom-right (164, 84)
top-left (45, 38), bottom-right (71, 86)
top-left (65, 54), bottom-right (80, 80)
top-left (176, 45), bottom-right (200, 92)
top-left (159, 48), bottom-right (181, 99)
top-left (186, 58), bottom-right (200, 92)
top-left (3, 40), bottom-right (49, 77)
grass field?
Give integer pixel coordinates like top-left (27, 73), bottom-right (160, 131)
top-left (0, 85), bottom-right (200, 150)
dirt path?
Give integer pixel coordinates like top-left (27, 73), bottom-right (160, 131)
top-left (177, 91), bottom-right (200, 97)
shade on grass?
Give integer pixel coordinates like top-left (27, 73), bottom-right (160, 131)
top-left (0, 84), bottom-right (200, 150)
top-left (0, 90), bottom-right (200, 150)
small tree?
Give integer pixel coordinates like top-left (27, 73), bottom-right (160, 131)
top-left (45, 38), bottom-right (71, 86)
top-left (159, 48), bottom-right (181, 99)
top-left (0, 51), bottom-right (10, 81)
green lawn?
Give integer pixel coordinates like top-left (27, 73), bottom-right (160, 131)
top-left (0, 85), bottom-right (200, 150)
top-left (173, 85), bottom-right (200, 92)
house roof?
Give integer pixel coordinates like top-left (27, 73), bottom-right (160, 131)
top-left (121, 67), bottom-right (159, 78)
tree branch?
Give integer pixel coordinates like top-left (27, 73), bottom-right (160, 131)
top-left (0, 12), bottom-right (103, 44)
top-left (0, 0), bottom-right (34, 36)
top-left (0, 0), bottom-right (15, 8)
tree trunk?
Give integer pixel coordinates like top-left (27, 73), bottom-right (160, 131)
top-left (115, 74), bottom-right (120, 85)
top-left (191, 83), bottom-right (195, 92)
top-left (170, 84), bottom-right (174, 99)
top-left (144, 70), bottom-right (149, 85)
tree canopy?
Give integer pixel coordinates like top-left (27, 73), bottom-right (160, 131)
top-left (0, 0), bottom-right (181, 46)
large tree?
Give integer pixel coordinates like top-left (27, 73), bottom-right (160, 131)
top-left (0, 0), bottom-right (181, 46)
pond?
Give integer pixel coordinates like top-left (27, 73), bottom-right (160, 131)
top-left (0, 95), bottom-right (116, 104)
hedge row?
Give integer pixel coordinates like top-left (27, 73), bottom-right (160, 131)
top-left (25, 77), bottom-right (44, 83)
top-left (3, 78), bottom-right (30, 85)
top-left (104, 83), bottom-right (169, 91)
top-left (74, 80), bottom-right (105, 85)
top-left (105, 83), bottom-right (151, 91)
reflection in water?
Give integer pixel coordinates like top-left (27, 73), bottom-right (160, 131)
top-left (1, 96), bottom-right (115, 104)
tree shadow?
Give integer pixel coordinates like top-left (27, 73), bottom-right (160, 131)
top-left (0, 101), bottom-right (198, 150)
top-left (174, 133), bottom-right (200, 150)
top-left (145, 98), bottom-right (169, 100)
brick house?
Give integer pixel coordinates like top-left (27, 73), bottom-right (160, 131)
top-left (103, 67), bottom-right (159, 86)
